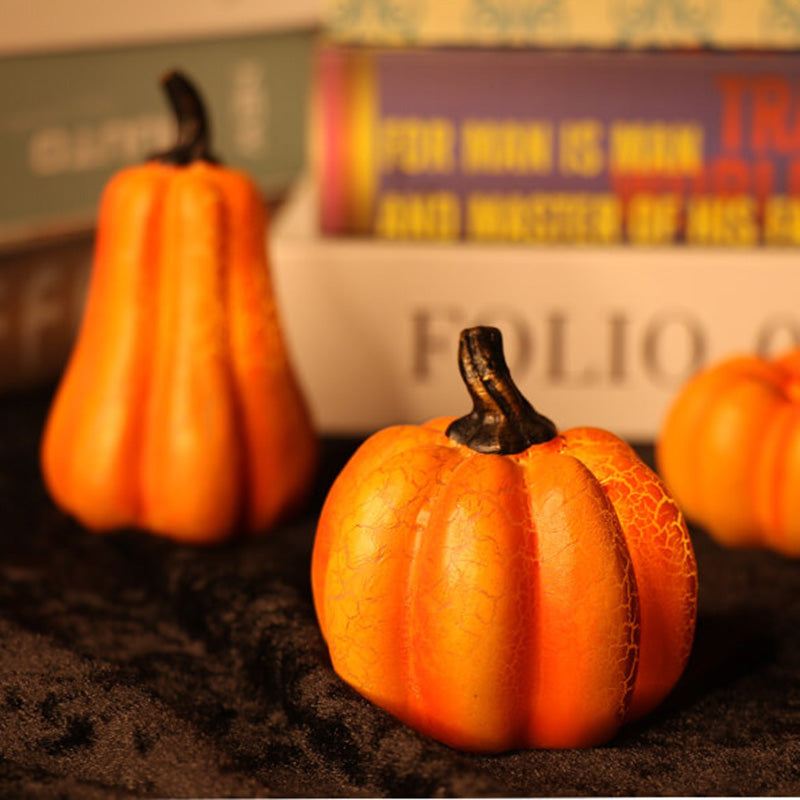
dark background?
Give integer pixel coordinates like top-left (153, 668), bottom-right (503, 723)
top-left (0, 386), bottom-right (798, 798)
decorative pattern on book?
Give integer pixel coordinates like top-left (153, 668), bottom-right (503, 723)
top-left (615, 0), bottom-right (717, 41)
top-left (327, 0), bottom-right (800, 47)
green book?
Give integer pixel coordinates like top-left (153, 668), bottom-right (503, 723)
top-left (0, 29), bottom-right (315, 242)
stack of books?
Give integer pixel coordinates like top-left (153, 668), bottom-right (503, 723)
top-left (0, 2), bottom-right (320, 391)
top-left (270, 0), bottom-right (800, 440)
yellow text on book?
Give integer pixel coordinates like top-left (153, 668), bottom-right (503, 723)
top-left (609, 123), bottom-right (704, 175)
top-left (380, 117), bottom-right (455, 174)
top-left (375, 191), bottom-right (461, 239)
top-left (467, 192), bottom-right (622, 243)
top-left (460, 120), bottom-right (553, 174)
top-left (685, 196), bottom-right (758, 245)
top-left (763, 197), bottom-right (800, 244)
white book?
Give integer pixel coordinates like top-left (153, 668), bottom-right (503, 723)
top-left (271, 177), bottom-right (800, 441)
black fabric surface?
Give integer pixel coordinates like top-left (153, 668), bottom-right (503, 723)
top-left (0, 386), bottom-right (799, 799)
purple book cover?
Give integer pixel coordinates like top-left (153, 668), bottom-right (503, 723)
top-left (317, 46), bottom-right (800, 244)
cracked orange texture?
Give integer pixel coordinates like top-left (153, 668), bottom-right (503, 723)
top-left (657, 351), bottom-right (800, 557)
top-left (312, 419), bottom-right (697, 752)
top-left (41, 162), bottom-right (317, 544)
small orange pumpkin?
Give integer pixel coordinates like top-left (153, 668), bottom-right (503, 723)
top-left (41, 71), bottom-right (317, 544)
top-left (657, 349), bottom-right (800, 557)
top-left (312, 326), bottom-right (697, 752)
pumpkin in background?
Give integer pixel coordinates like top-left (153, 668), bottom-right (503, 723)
top-left (657, 350), bottom-right (800, 557)
top-left (312, 326), bottom-right (697, 752)
top-left (41, 71), bottom-right (317, 545)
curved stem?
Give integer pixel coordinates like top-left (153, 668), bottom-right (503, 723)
top-left (151, 70), bottom-right (218, 165)
top-left (446, 326), bottom-right (557, 454)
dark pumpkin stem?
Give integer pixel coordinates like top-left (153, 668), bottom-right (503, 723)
top-left (446, 326), bottom-right (558, 454)
top-left (151, 70), bottom-right (218, 165)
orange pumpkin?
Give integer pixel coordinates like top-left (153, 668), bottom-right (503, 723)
top-left (657, 349), bottom-right (800, 557)
top-left (312, 326), bottom-right (697, 752)
top-left (41, 71), bottom-right (317, 545)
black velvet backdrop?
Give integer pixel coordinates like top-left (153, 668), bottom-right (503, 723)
top-left (0, 386), bottom-right (799, 798)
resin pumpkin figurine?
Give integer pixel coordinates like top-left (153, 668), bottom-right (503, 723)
top-left (41, 71), bottom-right (317, 544)
top-left (657, 349), bottom-right (800, 557)
top-left (312, 326), bottom-right (697, 752)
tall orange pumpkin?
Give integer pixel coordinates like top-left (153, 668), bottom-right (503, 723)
top-left (312, 326), bottom-right (697, 752)
top-left (41, 71), bottom-right (317, 545)
top-left (657, 350), bottom-right (800, 557)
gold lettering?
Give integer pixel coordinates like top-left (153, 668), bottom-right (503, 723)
top-left (558, 120), bottom-right (605, 177)
top-left (609, 122), bottom-right (703, 175)
top-left (685, 196), bottom-right (758, 245)
top-left (374, 192), bottom-right (461, 240)
top-left (460, 120), bottom-right (553, 174)
top-left (379, 118), bottom-right (455, 174)
top-left (466, 193), bottom-right (621, 243)
top-left (626, 194), bottom-right (682, 244)
top-left (764, 196), bottom-right (800, 244)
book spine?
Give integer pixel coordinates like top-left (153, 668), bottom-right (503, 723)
top-left (326, 0), bottom-right (800, 50)
top-left (316, 45), bottom-right (800, 245)
top-left (316, 47), bottom-right (377, 235)
top-left (0, 233), bottom-right (93, 391)
top-left (0, 29), bottom-right (315, 243)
